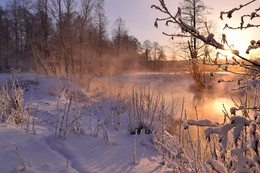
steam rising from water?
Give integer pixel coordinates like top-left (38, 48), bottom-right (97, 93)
top-left (90, 72), bottom-right (237, 123)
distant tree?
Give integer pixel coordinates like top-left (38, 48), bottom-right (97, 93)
top-left (142, 40), bottom-right (152, 62)
top-left (157, 0), bottom-right (211, 89)
top-left (152, 41), bottom-right (160, 61)
top-left (94, 0), bottom-right (108, 58)
top-left (112, 17), bottom-right (128, 55)
top-left (158, 46), bottom-right (166, 61)
top-left (181, 0), bottom-right (212, 90)
top-left (0, 6), bottom-right (10, 72)
top-left (180, 0), bottom-right (210, 52)
top-left (127, 35), bottom-right (141, 52)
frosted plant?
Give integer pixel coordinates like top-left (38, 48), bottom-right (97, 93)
top-left (127, 86), bottom-right (175, 135)
top-left (55, 94), bottom-right (84, 139)
top-left (0, 76), bottom-right (35, 134)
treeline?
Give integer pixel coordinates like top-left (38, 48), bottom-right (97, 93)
top-left (0, 0), bottom-right (176, 78)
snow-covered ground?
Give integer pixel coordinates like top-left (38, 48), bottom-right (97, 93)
top-left (1, 72), bottom-right (256, 173)
top-left (0, 73), bottom-right (171, 173)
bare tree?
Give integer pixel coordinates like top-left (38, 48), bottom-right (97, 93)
top-left (155, 0), bottom-right (211, 89)
top-left (0, 0), bottom-right (143, 77)
top-left (142, 40), bottom-right (152, 63)
top-left (0, 6), bottom-right (10, 72)
top-left (94, 0), bottom-right (108, 59)
top-left (180, 0), bottom-right (210, 51)
top-left (77, 0), bottom-right (96, 77)
top-left (181, 0), bottom-right (211, 90)
top-left (112, 17), bottom-right (128, 56)
top-left (63, 0), bottom-right (77, 76)
top-left (10, 0), bottom-right (20, 68)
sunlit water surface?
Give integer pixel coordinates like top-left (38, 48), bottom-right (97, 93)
top-left (92, 72), bottom-right (238, 123)
top-left (90, 72), bottom-right (251, 145)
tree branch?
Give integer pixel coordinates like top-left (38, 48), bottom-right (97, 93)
top-left (220, 0), bottom-right (256, 19)
top-left (152, 0), bottom-right (260, 68)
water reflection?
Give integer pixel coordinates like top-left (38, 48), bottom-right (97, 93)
top-left (92, 73), bottom-right (237, 124)
top-left (92, 73), bottom-right (239, 144)
top-left (189, 92), bottom-right (234, 123)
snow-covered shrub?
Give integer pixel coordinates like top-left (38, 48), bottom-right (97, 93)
top-left (154, 130), bottom-right (211, 172)
top-left (152, 99), bottom-right (259, 172)
top-left (183, 109), bottom-right (260, 172)
top-left (127, 86), bottom-right (175, 134)
top-left (0, 77), bottom-right (30, 125)
top-left (152, 103), bottom-right (208, 172)
top-left (104, 97), bottom-right (126, 131)
top-left (82, 103), bottom-right (118, 144)
top-left (55, 94), bottom-right (84, 139)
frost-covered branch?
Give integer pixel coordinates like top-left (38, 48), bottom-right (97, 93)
top-left (220, 0), bottom-right (257, 19)
top-left (246, 40), bottom-right (260, 54)
top-left (224, 23), bottom-right (260, 30)
top-left (221, 2), bottom-right (260, 31)
top-left (162, 32), bottom-right (192, 39)
top-left (152, 0), bottom-right (260, 68)
top-left (183, 119), bottom-right (218, 130)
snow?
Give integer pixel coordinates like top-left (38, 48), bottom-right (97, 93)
top-left (182, 119), bottom-right (218, 129)
top-left (0, 72), bottom-right (258, 172)
top-left (206, 158), bottom-right (227, 173)
top-left (0, 73), bottom-right (170, 173)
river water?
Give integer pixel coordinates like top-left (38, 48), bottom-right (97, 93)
top-left (89, 72), bottom-right (248, 146)
top-left (93, 72), bottom-right (238, 123)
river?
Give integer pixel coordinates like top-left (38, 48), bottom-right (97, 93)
top-left (92, 72), bottom-right (238, 122)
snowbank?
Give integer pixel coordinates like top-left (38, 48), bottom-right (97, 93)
top-left (0, 73), bottom-right (170, 173)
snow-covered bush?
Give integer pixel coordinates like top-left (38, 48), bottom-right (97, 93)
top-left (183, 112), bottom-right (260, 172)
top-left (0, 77), bottom-right (29, 125)
top-left (127, 86), bottom-right (175, 134)
top-left (0, 76), bottom-right (37, 134)
top-left (104, 97), bottom-right (126, 132)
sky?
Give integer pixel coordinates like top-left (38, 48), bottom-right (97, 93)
top-left (0, 0), bottom-right (259, 57)
top-left (104, 0), bottom-right (260, 57)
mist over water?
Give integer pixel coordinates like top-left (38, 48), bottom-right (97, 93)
top-left (92, 72), bottom-right (237, 123)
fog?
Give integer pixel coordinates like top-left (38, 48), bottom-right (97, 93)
top-left (90, 72), bottom-right (237, 123)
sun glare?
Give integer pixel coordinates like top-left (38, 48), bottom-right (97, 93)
top-left (223, 31), bottom-right (248, 57)
top-left (204, 98), bottom-right (234, 122)
top-left (217, 49), bottom-right (234, 60)
top-left (216, 30), bottom-right (249, 60)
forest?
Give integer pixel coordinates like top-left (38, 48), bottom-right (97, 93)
top-left (0, 0), bottom-right (182, 81)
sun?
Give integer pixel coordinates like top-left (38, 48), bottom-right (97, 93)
top-left (215, 30), bottom-right (249, 60)
top-left (222, 30), bottom-right (249, 57)
top-left (217, 49), bottom-right (235, 60)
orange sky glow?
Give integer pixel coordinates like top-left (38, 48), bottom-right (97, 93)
top-left (105, 0), bottom-right (260, 59)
